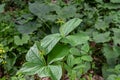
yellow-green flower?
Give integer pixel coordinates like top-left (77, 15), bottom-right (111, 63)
top-left (2, 61), bottom-right (6, 64)
top-left (0, 55), bottom-right (3, 58)
top-left (39, 50), bottom-right (45, 55)
top-left (56, 18), bottom-right (65, 25)
top-left (0, 49), bottom-right (5, 54)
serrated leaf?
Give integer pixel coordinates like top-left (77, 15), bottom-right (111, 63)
top-left (41, 33), bottom-right (61, 54)
top-left (112, 28), bottom-right (120, 45)
top-left (102, 44), bottom-right (120, 66)
top-left (107, 75), bottom-right (117, 80)
top-left (59, 18), bottom-right (82, 36)
top-left (103, 3), bottom-right (120, 9)
top-left (22, 34), bottom-right (30, 43)
top-left (94, 19), bottom-right (109, 31)
top-left (111, 0), bottom-right (120, 3)
top-left (58, 5), bottom-right (77, 19)
top-left (93, 32), bottom-right (111, 43)
top-left (16, 21), bottom-right (41, 34)
top-left (29, 2), bottom-right (50, 18)
top-left (65, 32), bottom-right (89, 46)
top-left (115, 64), bottom-right (120, 73)
top-left (103, 45), bottom-right (120, 59)
top-left (14, 34), bottom-right (30, 45)
top-left (14, 36), bottom-right (22, 45)
top-left (47, 44), bottom-right (69, 64)
top-left (29, 2), bottom-right (60, 20)
top-left (0, 4), bottom-right (5, 13)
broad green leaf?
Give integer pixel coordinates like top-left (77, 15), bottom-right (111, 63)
top-left (41, 33), bottom-right (61, 54)
top-left (0, 4), bottom-right (5, 13)
top-left (59, 18), bottom-right (82, 36)
top-left (37, 66), bottom-right (51, 78)
top-left (37, 65), bottom-right (62, 80)
top-left (20, 64), bottom-right (60, 80)
top-left (47, 44), bottom-right (69, 64)
top-left (65, 32), bottom-right (89, 46)
top-left (20, 43), bottom-right (62, 80)
top-left (48, 65), bottom-right (62, 80)
top-left (20, 65), bottom-right (61, 80)
top-left (14, 34), bottom-right (30, 45)
top-left (26, 43), bottom-right (45, 66)
top-left (81, 55), bottom-right (93, 62)
top-left (93, 32), bottom-right (111, 43)
top-left (19, 62), bottom-right (42, 75)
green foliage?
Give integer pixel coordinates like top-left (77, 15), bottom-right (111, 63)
top-left (93, 32), bottom-right (111, 43)
top-left (0, 4), bottom-right (5, 13)
top-left (41, 33), bottom-right (61, 54)
top-left (19, 18), bottom-right (83, 79)
top-left (14, 34), bottom-right (30, 45)
top-left (65, 32), bottom-right (89, 46)
top-left (47, 44), bottom-right (69, 64)
top-left (0, 0), bottom-right (120, 80)
top-left (59, 18), bottom-right (82, 36)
